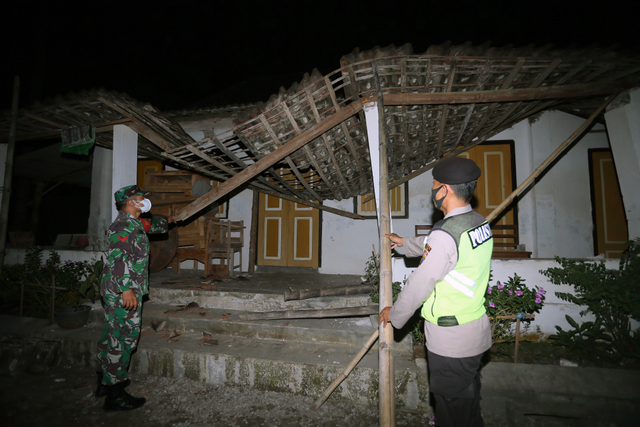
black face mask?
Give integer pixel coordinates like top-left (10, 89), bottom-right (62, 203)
top-left (432, 185), bottom-right (447, 210)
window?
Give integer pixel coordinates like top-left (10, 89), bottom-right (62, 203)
top-left (354, 183), bottom-right (408, 218)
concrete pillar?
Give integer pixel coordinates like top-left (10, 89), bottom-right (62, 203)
top-left (111, 125), bottom-right (138, 221)
top-left (88, 147), bottom-right (113, 249)
top-left (604, 89), bottom-right (640, 240)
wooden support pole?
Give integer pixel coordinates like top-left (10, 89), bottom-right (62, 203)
top-left (514, 318), bottom-right (521, 364)
top-left (51, 275), bottom-right (55, 325)
top-left (174, 99), bottom-right (365, 222)
top-left (284, 284), bottom-right (375, 301)
top-left (311, 329), bottom-right (379, 411)
top-left (485, 93), bottom-right (617, 224)
top-left (248, 190), bottom-right (259, 274)
top-left (238, 305), bottom-right (379, 321)
top-left (373, 62), bottom-right (396, 427)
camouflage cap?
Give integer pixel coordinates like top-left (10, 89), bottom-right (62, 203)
top-left (114, 185), bottom-right (149, 203)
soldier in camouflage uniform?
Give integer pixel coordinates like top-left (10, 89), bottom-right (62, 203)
top-left (95, 184), bottom-right (174, 411)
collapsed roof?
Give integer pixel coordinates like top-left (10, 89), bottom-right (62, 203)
top-left (3, 42), bottom-right (640, 211)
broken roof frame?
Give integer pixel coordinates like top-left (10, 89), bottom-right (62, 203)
top-left (2, 42), bottom-right (639, 222)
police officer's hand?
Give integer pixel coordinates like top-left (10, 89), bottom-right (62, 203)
top-left (122, 290), bottom-right (138, 310)
top-left (383, 233), bottom-right (403, 249)
top-left (379, 306), bottom-right (392, 327)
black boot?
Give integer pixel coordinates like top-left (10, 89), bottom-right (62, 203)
top-left (103, 381), bottom-right (146, 411)
top-left (95, 372), bottom-right (130, 398)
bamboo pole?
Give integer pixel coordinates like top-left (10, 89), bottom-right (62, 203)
top-left (485, 93), bottom-right (618, 224)
top-left (311, 329), bottom-right (379, 411)
top-left (284, 284), bottom-right (375, 301)
top-left (373, 62), bottom-right (396, 427)
top-left (238, 305), bottom-right (379, 321)
top-left (514, 318), bottom-right (521, 363)
top-left (51, 275), bottom-right (55, 324)
top-left (248, 190), bottom-right (259, 274)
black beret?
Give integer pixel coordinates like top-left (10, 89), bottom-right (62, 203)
top-left (432, 157), bottom-right (481, 184)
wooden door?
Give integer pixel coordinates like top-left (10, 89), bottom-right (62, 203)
top-left (590, 150), bottom-right (629, 257)
top-left (460, 143), bottom-right (515, 251)
top-left (257, 194), bottom-right (320, 267)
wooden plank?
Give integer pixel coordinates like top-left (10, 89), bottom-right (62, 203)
top-left (238, 305), bottom-right (379, 321)
top-left (98, 97), bottom-right (175, 152)
top-left (305, 87), bottom-right (354, 198)
top-left (258, 114), bottom-right (322, 200)
top-left (174, 99), bottom-right (365, 221)
top-left (284, 284), bottom-right (375, 301)
top-left (383, 81), bottom-right (633, 105)
top-left (22, 112), bottom-right (68, 129)
top-left (234, 130), bottom-right (300, 196)
top-left (280, 101), bottom-right (341, 200)
top-left (256, 188), bottom-right (362, 219)
top-left (323, 76), bottom-right (366, 180)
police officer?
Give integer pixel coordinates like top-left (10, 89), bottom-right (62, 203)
top-left (379, 157), bottom-right (493, 427)
top-left (95, 184), bottom-right (174, 411)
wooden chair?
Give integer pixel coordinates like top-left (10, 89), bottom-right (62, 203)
top-left (172, 215), bottom-right (212, 275)
top-left (208, 220), bottom-right (244, 277)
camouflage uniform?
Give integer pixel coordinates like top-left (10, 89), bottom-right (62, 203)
top-left (95, 208), bottom-right (168, 385)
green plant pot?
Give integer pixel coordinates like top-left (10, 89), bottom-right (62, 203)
top-left (55, 305), bottom-right (91, 329)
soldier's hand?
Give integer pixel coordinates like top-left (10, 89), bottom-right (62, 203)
top-left (167, 215), bottom-right (176, 223)
top-left (122, 290), bottom-right (138, 310)
top-left (383, 233), bottom-right (403, 249)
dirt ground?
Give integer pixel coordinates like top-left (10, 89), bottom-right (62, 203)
top-left (486, 340), bottom-right (640, 370)
top-left (1, 364), bottom-right (435, 427)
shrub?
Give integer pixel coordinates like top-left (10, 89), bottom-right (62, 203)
top-left (484, 274), bottom-right (546, 342)
top-left (541, 238), bottom-right (640, 361)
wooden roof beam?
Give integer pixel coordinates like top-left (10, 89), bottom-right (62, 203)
top-left (175, 98), bottom-right (365, 221)
top-left (280, 101), bottom-right (341, 200)
top-left (383, 81), bottom-right (635, 105)
top-left (98, 97), bottom-right (174, 152)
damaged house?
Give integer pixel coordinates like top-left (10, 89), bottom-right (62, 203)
top-left (2, 41), bottom-right (640, 341)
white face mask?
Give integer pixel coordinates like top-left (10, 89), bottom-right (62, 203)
top-left (133, 198), bottom-right (152, 213)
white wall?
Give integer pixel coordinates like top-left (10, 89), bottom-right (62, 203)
top-left (488, 111), bottom-right (610, 258)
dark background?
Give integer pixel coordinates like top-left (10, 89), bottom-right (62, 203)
top-left (1, 1), bottom-right (637, 245)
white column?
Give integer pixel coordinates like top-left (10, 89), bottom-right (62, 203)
top-left (112, 125), bottom-right (138, 221)
top-left (363, 100), bottom-right (382, 226)
top-left (604, 89), bottom-right (640, 240)
top-left (88, 147), bottom-right (113, 249)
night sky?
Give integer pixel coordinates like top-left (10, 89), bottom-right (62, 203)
top-left (2, 1), bottom-right (638, 111)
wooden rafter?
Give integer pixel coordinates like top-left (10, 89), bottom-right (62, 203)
top-left (305, 87), bottom-right (355, 198)
top-left (175, 99), bottom-right (365, 221)
top-left (323, 76), bottom-right (366, 181)
top-left (258, 114), bottom-right (322, 200)
top-left (383, 81), bottom-right (635, 106)
top-left (280, 101), bottom-right (341, 200)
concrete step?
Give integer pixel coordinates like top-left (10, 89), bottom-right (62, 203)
top-left (140, 302), bottom-right (413, 354)
top-left (148, 284), bottom-right (372, 312)
top-left (5, 315), bottom-right (429, 412)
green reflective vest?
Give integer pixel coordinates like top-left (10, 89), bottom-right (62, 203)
top-left (421, 210), bottom-right (493, 326)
